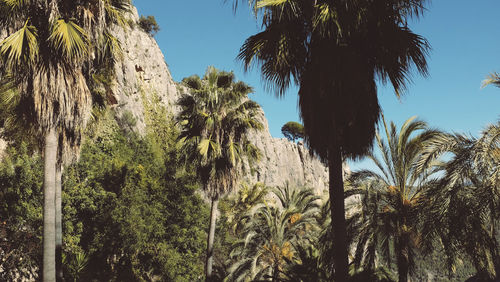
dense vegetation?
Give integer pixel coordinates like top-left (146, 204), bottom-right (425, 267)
top-left (0, 1), bottom-right (498, 282)
top-left (0, 109), bottom-right (209, 281)
top-left (0, 104), bottom-right (498, 281)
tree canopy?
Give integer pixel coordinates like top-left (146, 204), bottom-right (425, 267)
top-left (281, 121), bottom-right (304, 142)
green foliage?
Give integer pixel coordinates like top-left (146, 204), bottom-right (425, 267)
top-left (0, 143), bottom-right (43, 281)
top-left (0, 106), bottom-right (209, 281)
top-left (347, 116), bottom-right (446, 281)
top-left (63, 250), bottom-right (88, 282)
top-left (138, 15), bottom-right (160, 36)
top-left (118, 110), bottom-right (138, 131)
top-left (213, 182), bottom-right (270, 278)
top-left (0, 143), bottom-right (43, 224)
top-left (227, 185), bottom-right (321, 281)
top-left (60, 109), bottom-right (208, 281)
top-left (281, 121), bottom-right (304, 142)
top-left (178, 66), bottom-right (263, 199)
top-left (418, 121), bottom-right (500, 279)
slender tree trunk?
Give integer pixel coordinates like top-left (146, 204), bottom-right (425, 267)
top-left (328, 140), bottom-right (348, 281)
top-left (489, 202), bottom-right (500, 277)
top-left (43, 128), bottom-right (57, 282)
top-left (206, 197), bottom-right (218, 281)
top-left (396, 241), bottom-right (409, 282)
top-left (55, 165), bottom-right (63, 282)
top-left (272, 263), bottom-right (279, 282)
top-left (490, 202), bottom-right (496, 239)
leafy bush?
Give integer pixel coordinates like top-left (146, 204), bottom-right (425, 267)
top-left (0, 143), bottom-right (42, 281)
top-left (61, 110), bottom-right (208, 281)
top-left (138, 15), bottom-right (160, 36)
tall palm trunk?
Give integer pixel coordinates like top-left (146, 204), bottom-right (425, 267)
top-left (43, 127), bottom-right (58, 282)
top-left (272, 263), bottom-right (279, 282)
top-left (396, 240), bottom-right (409, 282)
top-left (55, 165), bottom-right (63, 281)
top-left (206, 197), bottom-right (218, 281)
top-left (328, 140), bottom-right (348, 281)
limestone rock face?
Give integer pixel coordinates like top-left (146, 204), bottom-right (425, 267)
top-left (245, 112), bottom-right (330, 193)
top-left (111, 8), bottom-right (179, 134)
top-left (111, 8), bottom-right (333, 192)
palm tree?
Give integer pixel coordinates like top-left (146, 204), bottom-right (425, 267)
top-left (348, 116), bottom-right (444, 282)
top-left (231, 0), bottom-right (430, 279)
top-left (215, 182), bottom-right (270, 279)
top-left (177, 66), bottom-right (263, 280)
top-left (0, 1), bottom-right (129, 280)
top-left (222, 182), bottom-right (270, 236)
top-left (227, 185), bottom-right (320, 281)
top-left (418, 122), bottom-right (500, 279)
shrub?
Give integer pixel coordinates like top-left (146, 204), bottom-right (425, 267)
top-left (138, 15), bottom-right (160, 36)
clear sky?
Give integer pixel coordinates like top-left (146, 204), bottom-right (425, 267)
top-left (132, 0), bottom-right (500, 169)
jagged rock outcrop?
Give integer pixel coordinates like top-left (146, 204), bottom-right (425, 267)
top-left (111, 8), bottom-right (333, 192)
top-left (245, 114), bottom-right (330, 194)
top-left (110, 8), bottom-right (179, 134)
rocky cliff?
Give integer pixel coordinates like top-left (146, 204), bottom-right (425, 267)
top-left (110, 8), bottom-right (334, 192)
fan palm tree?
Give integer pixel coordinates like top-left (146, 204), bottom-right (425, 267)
top-left (348, 116), bottom-right (444, 282)
top-left (0, 1), bottom-right (129, 280)
top-left (177, 66), bottom-right (263, 280)
top-left (417, 122), bottom-right (500, 279)
top-left (227, 185), bottom-right (320, 281)
top-left (231, 1), bottom-right (430, 279)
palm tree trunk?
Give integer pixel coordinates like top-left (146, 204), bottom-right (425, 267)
top-left (396, 241), bottom-right (409, 282)
top-left (491, 202), bottom-right (496, 239)
top-left (43, 127), bottom-right (57, 282)
top-left (55, 165), bottom-right (63, 282)
top-left (206, 197), bottom-right (218, 281)
top-left (272, 263), bottom-right (279, 282)
top-left (328, 140), bottom-right (348, 281)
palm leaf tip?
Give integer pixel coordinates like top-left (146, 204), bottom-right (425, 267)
top-left (481, 72), bottom-right (500, 89)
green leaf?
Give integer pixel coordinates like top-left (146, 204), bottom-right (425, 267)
top-left (48, 19), bottom-right (89, 59)
top-left (2, 0), bottom-right (27, 10)
top-left (228, 141), bottom-right (238, 165)
top-left (0, 19), bottom-right (38, 68)
top-left (209, 140), bottom-right (220, 156)
top-left (256, 0), bottom-right (287, 9)
top-left (198, 138), bottom-right (211, 157)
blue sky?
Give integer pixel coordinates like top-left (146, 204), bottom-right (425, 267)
top-left (132, 1), bottom-right (500, 169)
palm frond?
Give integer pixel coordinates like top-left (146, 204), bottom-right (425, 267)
top-left (103, 0), bottom-right (131, 27)
top-left (1, 0), bottom-right (27, 10)
top-left (48, 18), bottom-right (89, 60)
top-left (0, 19), bottom-right (38, 68)
top-left (481, 72), bottom-right (500, 89)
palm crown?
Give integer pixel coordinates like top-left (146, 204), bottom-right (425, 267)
top-left (348, 116), bottom-right (445, 281)
top-left (418, 122), bottom-right (500, 278)
top-left (237, 0), bottom-right (430, 160)
top-left (0, 0), bottom-right (129, 158)
top-left (227, 185), bottom-right (320, 281)
top-left (177, 66), bottom-right (263, 199)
